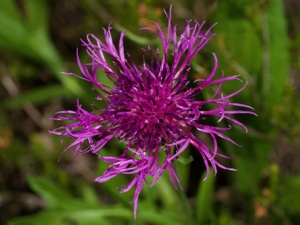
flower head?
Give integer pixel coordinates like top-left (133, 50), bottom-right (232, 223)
top-left (51, 6), bottom-right (256, 218)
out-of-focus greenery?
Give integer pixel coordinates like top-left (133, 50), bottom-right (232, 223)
top-left (1, 0), bottom-right (300, 224)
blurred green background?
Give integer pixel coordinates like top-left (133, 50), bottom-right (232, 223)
top-left (1, 0), bottom-right (300, 224)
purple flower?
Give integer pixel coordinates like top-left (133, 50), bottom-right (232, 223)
top-left (51, 6), bottom-right (256, 218)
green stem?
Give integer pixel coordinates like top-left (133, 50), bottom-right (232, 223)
top-left (174, 161), bottom-right (194, 225)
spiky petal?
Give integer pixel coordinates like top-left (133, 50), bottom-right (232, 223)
top-left (51, 6), bottom-right (256, 218)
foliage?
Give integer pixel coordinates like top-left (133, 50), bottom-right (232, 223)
top-left (1, 0), bottom-right (300, 224)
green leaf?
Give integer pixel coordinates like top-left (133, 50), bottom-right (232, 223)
top-left (0, 1), bottom-right (28, 55)
top-left (0, 0), bottom-right (21, 22)
top-left (174, 148), bottom-right (191, 190)
top-left (148, 170), bottom-right (181, 208)
top-left (27, 176), bottom-right (84, 209)
top-left (212, 2), bottom-right (262, 108)
top-left (8, 210), bottom-right (65, 225)
top-left (25, 0), bottom-right (48, 33)
top-left (0, 0), bottom-right (90, 101)
top-left (97, 148), bottom-right (132, 204)
top-left (138, 211), bottom-right (184, 225)
top-left (2, 85), bottom-right (71, 109)
top-left (177, 155), bottom-right (193, 165)
top-left (114, 23), bottom-right (160, 46)
top-left (231, 133), bottom-right (273, 196)
top-left (11, 175), bottom-right (184, 225)
top-left (212, 0), bottom-right (289, 111)
top-left (195, 169), bottom-right (215, 223)
top-left (81, 185), bottom-right (101, 205)
top-left (264, 0), bottom-right (289, 109)
top-left (9, 207), bottom-right (183, 225)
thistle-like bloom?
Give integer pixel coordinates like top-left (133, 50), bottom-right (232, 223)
top-left (51, 6), bottom-right (255, 218)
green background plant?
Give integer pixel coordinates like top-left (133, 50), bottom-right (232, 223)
top-left (1, 0), bottom-right (299, 224)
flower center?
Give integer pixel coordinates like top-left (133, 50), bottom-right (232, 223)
top-left (105, 81), bottom-right (182, 143)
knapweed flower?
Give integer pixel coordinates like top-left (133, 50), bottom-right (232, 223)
top-left (51, 6), bottom-right (255, 218)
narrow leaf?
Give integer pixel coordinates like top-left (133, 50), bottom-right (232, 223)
top-left (195, 168), bottom-right (215, 223)
top-left (3, 85), bottom-right (71, 109)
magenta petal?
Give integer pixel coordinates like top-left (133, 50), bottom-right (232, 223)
top-left (50, 5), bottom-right (256, 218)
